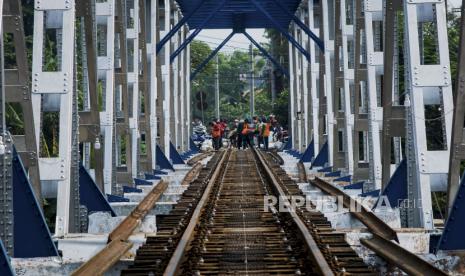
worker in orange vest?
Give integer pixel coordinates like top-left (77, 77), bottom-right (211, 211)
top-left (261, 118), bottom-right (271, 151)
top-left (211, 121), bottom-right (222, 150)
top-left (241, 119), bottom-right (252, 149)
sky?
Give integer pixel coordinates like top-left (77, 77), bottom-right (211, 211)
top-left (191, 0), bottom-right (462, 53)
top-left (194, 29), bottom-right (268, 53)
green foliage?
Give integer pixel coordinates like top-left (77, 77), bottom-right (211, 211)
top-left (272, 89), bottom-right (289, 127)
top-left (191, 40), bottom-right (269, 122)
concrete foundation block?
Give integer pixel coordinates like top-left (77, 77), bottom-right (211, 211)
top-left (124, 193), bottom-right (147, 202)
top-left (87, 212), bottom-right (157, 234)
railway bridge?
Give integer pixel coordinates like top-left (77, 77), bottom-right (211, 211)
top-left (0, 0), bottom-right (464, 275)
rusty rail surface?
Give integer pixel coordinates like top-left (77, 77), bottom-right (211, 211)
top-left (361, 233), bottom-right (448, 276)
top-left (72, 180), bottom-right (169, 276)
top-left (312, 177), bottom-right (399, 242)
top-left (181, 162), bottom-right (202, 186)
top-left (163, 150), bottom-right (230, 275)
top-left (267, 150), bottom-right (284, 165)
top-left (254, 149), bottom-right (335, 276)
top-left (187, 151), bottom-right (212, 166)
top-left (297, 162), bottom-right (308, 182)
top-left (311, 177), bottom-right (448, 275)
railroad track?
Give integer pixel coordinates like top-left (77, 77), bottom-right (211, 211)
top-left (295, 159), bottom-right (448, 275)
top-left (122, 149), bottom-right (376, 275)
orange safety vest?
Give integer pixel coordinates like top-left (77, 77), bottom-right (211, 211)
top-left (262, 123), bottom-right (271, 137)
top-left (241, 123), bottom-right (249, 135)
top-left (212, 124), bottom-right (221, 138)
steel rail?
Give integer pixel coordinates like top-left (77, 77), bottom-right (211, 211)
top-left (361, 233), bottom-right (448, 276)
top-left (253, 149), bottom-right (335, 276)
top-left (181, 162), bottom-right (203, 186)
top-left (187, 152), bottom-right (213, 166)
top-left (312, 177), bottom-right (399, 242)
top-left (310, 177), bottom-right (448, 275)
top-left (163, 150), bottom-right (230, 276)
top-left (72, 180), bottom-right (169, 276)
top-left (297, 162), bottom-right (308, 182)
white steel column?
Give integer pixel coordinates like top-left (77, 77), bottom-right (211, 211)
top-left (308, 0), bottom-right (320, 155)
top-left (300, 9), bottom-right (310, 149)
top-left (172, 11), bottom-right (180, 151)
top-left (340, 0), bottom-right (355, 175)
top-left (288, 31), bottom-right (296, 148)
top-left (179, 26), bottom-right (186, 151)
top-left (127, 0), bottom-right (140, 179)
top-left (31, 0), bottom-right (77, 235)
top-left (363, 1), bottom-right (383, 189)
top-left (403, 0), bottom-right (453, 229)
top-left (293, 23), bottom-right (302, 151)
top-left (322, 0), bottom-right (335, 166)
top-left (186, 43), bottom-right (191, 146)
top-left (97, 0), bottom-right (116, 194)
top-left (148, 0), bottom-right (158, 170)
top-left (162, 0), bottom-right (171, 155)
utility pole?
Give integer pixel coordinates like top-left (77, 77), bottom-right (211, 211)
top-left (270, 66), bottom-right (276, 109)
top-left (249, 44), bottom-right (255, 116)
top-left (215, 54), bottom-right (220, 119)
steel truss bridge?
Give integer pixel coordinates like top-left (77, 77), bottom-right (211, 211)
top-left (0, 0), bottom-right (464, 270)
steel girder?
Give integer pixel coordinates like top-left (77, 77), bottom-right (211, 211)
top-left (2, 0), bottom-right (42, 205)
top-left (96, 0), bottom-right (118, 195)
top-left (403, 0), bottom-right (453, 229)
top-left (31, 0), bottom-right (80, 235)
top-left (447, 0), bottom-right (465, 216)
top-left (77, 0), bottom-right (104, 191)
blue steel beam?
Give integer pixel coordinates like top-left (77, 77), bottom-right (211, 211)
top-left (156, 0), bottom-right (208, 54)
top-left (191, 32), bottom-right (236, 81)
top-left (243, 31), bottom-right (290, 78)
top-left (248, 0), bottom-right (311, 61)
top-left (270, 0), bottom-right (324, 51)
top-left (170, 0), bottom-right (227, 63)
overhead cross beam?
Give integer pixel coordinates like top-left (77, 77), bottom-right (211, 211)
top-left (156, 0), bottom-right (208, 54)
top-left (190, 32), bottom-right (236, 81)
top-left (170, 0), bottom-right (227, 63)
top-left (270, 0), bottom-right (324, 51)
top-left (243, 31), bottom-right (290, 78)
top-left (248, 0), bottom-right (311, 61)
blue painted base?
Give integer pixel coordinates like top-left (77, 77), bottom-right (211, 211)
top-left (360, 189), bottom-right (380, 197)
top-left (145, 174), bottom-right (162, 181)
top-left (334, 175), bottom-right (351, 182)
top-left (12, 148), bottom-right (59, 258)
top-left (325, 171), bottom-right (341, 178)
top-left (344, 181), bottom-right (364, 190)
top-left (0, 240), bottom-right (13, 276)
top-left (317, 167), bottom-right (332, 173)
top-left (123, 186), bottom-right (143, 193)
top-left (156, 144), bottom-right (175, 171)
top-left (311, 142), bottom-right (329, 168)
top-left (299, 140), bottom-right (315, 163)
top-left (153, 170), bottom-right (168, 175)
top-left (379, 159), bottom-right (407, 208)
top-left (107, 194), bottom-right (130, 203)
top-left (437, 171), bottom-right (465, 251)
top-left (135, 178), bottom-right (154, 186)
top-left (79, 164), bottom-right (116, 216)
top-left (170, 142), bottom-right (185, 165)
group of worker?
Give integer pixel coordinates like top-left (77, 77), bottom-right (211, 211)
top-left (210, 116), bottom-right (277, 151)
